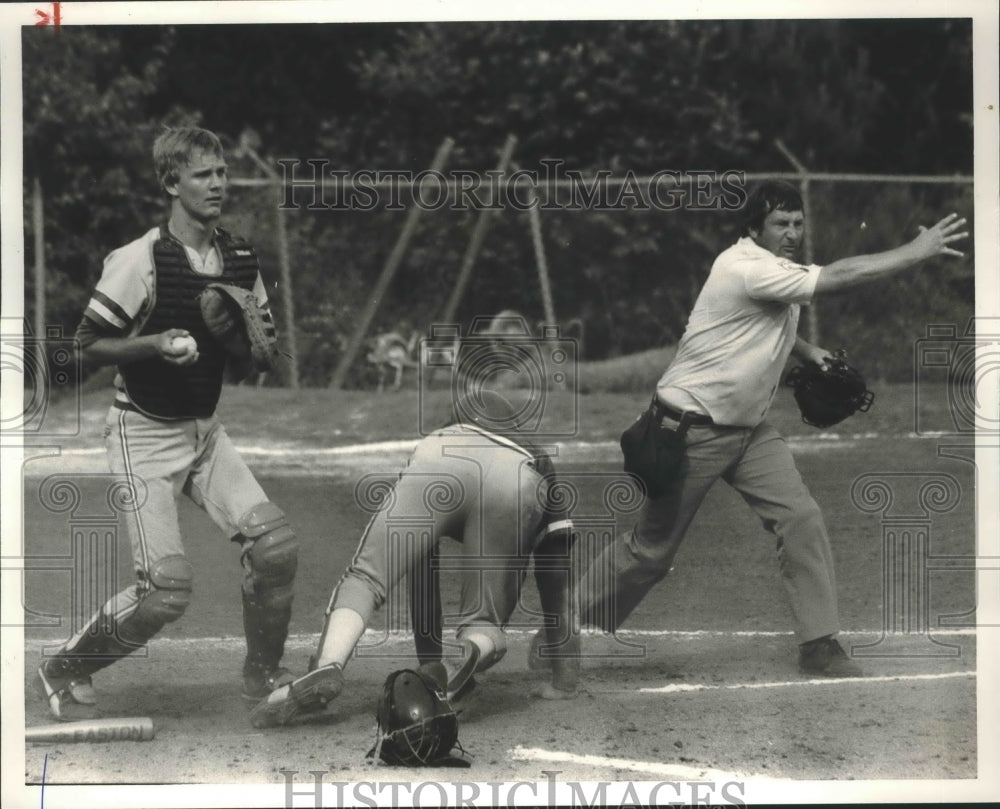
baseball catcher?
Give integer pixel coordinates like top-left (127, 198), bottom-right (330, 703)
top-left (785, 349), bottom-right (875, 428)
top-left (39, 127), bottom-right (298, 723)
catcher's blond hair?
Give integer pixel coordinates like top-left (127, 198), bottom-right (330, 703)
top-left (153, 127), bottom-right (225, 193)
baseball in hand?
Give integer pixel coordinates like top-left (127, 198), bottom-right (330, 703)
top-left (171, 335), bottom-right (198, 354)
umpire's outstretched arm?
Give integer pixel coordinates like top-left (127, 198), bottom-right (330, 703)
top-left (814, 213), bottom-right (968, 292)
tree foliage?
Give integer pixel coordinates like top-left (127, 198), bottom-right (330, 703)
top-left (23, 26), bottom-right (192, 328)
top-left (22, 19), bottom-right (974, 385)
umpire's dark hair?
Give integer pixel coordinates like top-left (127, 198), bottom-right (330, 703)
top-left (741, 181), bottom-right (804, 236)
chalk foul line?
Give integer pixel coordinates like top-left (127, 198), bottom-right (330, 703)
top-left (28, 430), bottom-right (933, 462)
top-left (632, 669), bottom-right (975, 695)
top-left (509, 745), bottom-right (773, 782)
top-left (24, 626), bottom-right (978, 651)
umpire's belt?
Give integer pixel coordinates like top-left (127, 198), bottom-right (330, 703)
top-left (653, 401), bottom-right (714, 426)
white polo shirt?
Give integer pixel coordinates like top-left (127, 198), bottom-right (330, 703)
top-left (657, 236), bottom-right (821, 427)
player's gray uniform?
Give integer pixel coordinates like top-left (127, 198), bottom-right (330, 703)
top-left (41, 225), bottom-right (298, 710)
top-left (326, 422), bottom-right (578, 691)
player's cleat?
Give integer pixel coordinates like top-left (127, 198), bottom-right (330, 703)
top-left (527, 628), bottom-right (550, 672)
top-left (419, 657), bottom-right (477, 703)
top-left (798, 636), bottom-right (863, 678)
top-left (443, 640), bottom-right (480, 702)
top-left (36, 660), bottom-right (99, 722)
top-left (249, 663), bottom-right (344, 729)
top-left (241, 664), bottom-right (296, 704)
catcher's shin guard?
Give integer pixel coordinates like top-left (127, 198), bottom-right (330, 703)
top-left (48, 555), bottom-right (193, 679)
top-left (238, 502), bottom-right (299, 674)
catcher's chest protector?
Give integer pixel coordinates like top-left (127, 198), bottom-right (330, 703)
top-left (121, 228), bottom-right (259, 419)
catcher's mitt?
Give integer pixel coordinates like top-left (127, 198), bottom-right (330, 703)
top-left (198, 283), bottom-right (279, 374)
top-left (785, 349), bottom-right (874, 429)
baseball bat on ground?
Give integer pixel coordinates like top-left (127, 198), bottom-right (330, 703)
top-left (26, 717), bottom-right (155, 743)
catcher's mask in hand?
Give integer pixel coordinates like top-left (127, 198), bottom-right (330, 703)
top-left (367, 669), bottom-right (470, 768)
top-left (785, 349), bottom-right (875, 429)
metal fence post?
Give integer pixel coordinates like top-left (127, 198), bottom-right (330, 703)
top-left (330, 137), bottom-right (455, 390)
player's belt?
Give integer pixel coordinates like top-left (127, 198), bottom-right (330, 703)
top-left (111, 399), bottom-right (177, 421)
top-left (654, 401), bottom-right (714, 426)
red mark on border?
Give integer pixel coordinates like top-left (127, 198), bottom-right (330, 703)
top-left (35, 2), bottom-right (61, 28)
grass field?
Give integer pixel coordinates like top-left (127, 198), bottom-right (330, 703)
top-left (13, 379), bottom-right (987, 798)
top-left (38, 372), bottom-right (964, 451)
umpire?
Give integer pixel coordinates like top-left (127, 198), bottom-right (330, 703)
top-left (568, 180), bottom-right (968, 677)
top-left (37, 127), bottom-right (299, 720)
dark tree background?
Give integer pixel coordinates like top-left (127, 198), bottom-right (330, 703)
top-left (22, 19), bottom-right (974, 385)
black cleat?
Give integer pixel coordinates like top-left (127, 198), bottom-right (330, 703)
top-left (798, 636), bottom-right (862, 678)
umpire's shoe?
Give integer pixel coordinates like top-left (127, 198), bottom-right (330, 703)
top-left (249, 664), bottom-right (344, 729)
top-left (798, 636), bottom-right (862, 678)
top-left (37, 659), bottom-right (99, 722)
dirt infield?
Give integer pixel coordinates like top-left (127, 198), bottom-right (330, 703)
top-left (12, 384), bottom-right (993, 804)
top-left (19, 436), bottom-right (980, 787)
top-left (23, 630), bottom-right (976, 785)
